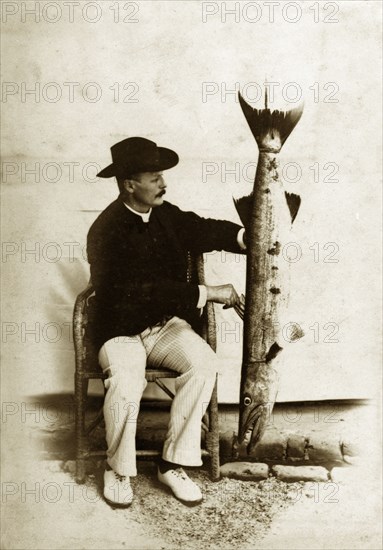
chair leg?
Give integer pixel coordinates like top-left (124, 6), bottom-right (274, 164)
top-left (206, 376), bottom-right (220, 481)
top-left (75, 374), bottom-right (88, 484)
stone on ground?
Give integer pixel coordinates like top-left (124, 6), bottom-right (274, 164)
top-left (272, 465), bottom-right (329, 482)
top-left (220, 461), bottom-right (269, 480)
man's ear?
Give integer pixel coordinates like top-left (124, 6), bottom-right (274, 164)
top-left (123, 179), bottom-right (135, 194)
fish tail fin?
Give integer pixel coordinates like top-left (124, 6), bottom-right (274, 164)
top-left (238, 91), bottom-right (303, 152)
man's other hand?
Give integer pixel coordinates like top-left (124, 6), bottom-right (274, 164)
top-left (206, 284), bottom-right (240, 309)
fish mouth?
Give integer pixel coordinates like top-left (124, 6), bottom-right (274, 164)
top-left (238, 407), bottom-right (262, 454)
top-left (241, 422), bottom-right (259, 455)
top-left (238, 404), bottom-right (270, 454)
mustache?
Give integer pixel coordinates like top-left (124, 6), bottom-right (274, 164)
top-left (156, 190), bottom-right (166, 197)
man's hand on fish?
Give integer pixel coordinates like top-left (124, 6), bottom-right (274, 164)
top-left (234, 294), bottom-right (246, 320)
top-left (206, 284), bottom-right (241, 309)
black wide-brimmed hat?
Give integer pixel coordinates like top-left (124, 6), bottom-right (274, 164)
top-left (97, 137), bottom-right (179, 178)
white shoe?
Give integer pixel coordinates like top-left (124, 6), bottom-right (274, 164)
top-left (103, 469), bottom-right (133, 508)
top-left (158, 467), bottom-right (203, 505)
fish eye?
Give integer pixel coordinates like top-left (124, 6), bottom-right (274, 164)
top-left (244, 396), bottom-right (252, 406)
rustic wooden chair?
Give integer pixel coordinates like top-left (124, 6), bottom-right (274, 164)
top-left (73, 253), bottom-right (220, 483)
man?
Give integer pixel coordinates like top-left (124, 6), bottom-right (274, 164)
top-left (87, 137), bottom-right (246, 507)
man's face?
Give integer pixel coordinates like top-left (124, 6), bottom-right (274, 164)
top-left (127, 171), bottom-right (167, 212)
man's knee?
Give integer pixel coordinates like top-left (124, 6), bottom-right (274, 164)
top-left (106, 368), bottom-right (147, 398)
top-left (189, 352), bottom-right (219, 381)
top-left (192, 340), bottom-right (220, 378)
top-left (99, 338), bottom-right (147, 395)
top-left (99, 337), bottom-right (147, 371)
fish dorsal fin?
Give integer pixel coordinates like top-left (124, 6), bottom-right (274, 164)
top-left (233, 193), bottom-right (253, 231)
top-left (284, 192), bottom-right (301, 223)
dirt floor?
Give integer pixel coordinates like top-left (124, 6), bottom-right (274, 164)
top-left (1, 399), bottom-right (381, 549)
top-left (1, 456), bottom-right (382, 550)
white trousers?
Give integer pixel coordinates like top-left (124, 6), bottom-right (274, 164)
top-left (98, 316), bottom-right (219, 477)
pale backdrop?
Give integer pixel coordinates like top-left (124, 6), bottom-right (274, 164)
top-left (1, 1), bottom-right (381, 402)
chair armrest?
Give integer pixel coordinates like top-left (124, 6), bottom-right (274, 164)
top-left (196, 254), bottom-right (217, 352)
top-left (73, 280), bottom-right (95, 371)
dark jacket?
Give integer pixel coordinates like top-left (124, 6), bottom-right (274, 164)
top-left (87, 196), bottom-right (243, 349)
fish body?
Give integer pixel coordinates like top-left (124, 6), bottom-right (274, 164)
top-left (235, 92), bottom-right (304, 453)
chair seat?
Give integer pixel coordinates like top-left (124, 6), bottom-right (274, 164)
top-left (80, 364), bottom-right (180, 382)
top-left (145, 368), bottom-right (179, 382)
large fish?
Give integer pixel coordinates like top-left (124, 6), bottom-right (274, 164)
top-left (234, 90), bottom-right (304, 454)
